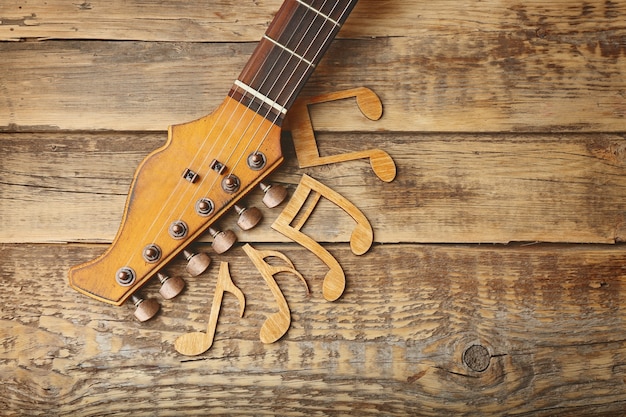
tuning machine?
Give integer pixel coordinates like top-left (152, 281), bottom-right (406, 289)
top-left (234, 204), bottom-right (263, 230)
top-left (209, 227), bottom-right (237, 254)
top-left (183, 250), bottom-right (212, 277)
top-left (157, 272), bottom-right (185, 299)
top-left (130, 294), bottom-right (160, 322)
top-left (260, 182), bottom-right (288, 208)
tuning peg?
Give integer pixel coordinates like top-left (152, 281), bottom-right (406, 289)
top-left (209, 227), bottom-right (237, 254)
top-left (234, 204), bottom-right (263, 230)
top-left (260, 182), bottom-right (288, 208)
top-left (183, 250), bottom-right (211, 277)
top-left (157, 272), bottom-right (185, 299)
top-left (130, 294), bottom-right (160, 322)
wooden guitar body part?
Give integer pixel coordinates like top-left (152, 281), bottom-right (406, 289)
top-left (271, 174), bottom-right (373, 302)
top-left (175, 262), bottom-right (245, 356)
top-left (289, 87), bottom-right (397, 183)
top-left (68, 97), bottom-right (283, 306)
top-left (242, 244), bottom-right (309, 344)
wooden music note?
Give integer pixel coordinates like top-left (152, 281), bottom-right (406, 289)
top-left (288, 87), bottom-right (396, 183)
top-left (271, 174), bottom-right (373, 302)
top-left (242, 244), bottom-right (309, 344)
top-left (174, 262), bottom-right (245, 356)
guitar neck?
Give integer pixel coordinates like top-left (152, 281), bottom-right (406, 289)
top-left (229, 0), bottom-right (359, 124)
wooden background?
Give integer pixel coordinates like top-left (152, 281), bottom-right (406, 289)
top-left (2, 0), bottom-right (626, 415)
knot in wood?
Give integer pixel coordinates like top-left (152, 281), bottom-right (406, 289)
top-left (462, 344), bottom-right (491, 372)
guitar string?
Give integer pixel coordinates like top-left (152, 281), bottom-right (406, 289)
top-left (119, 9), bottom-right (307, 271)
top-left (187, 0), bottom-right (354, 225)
top-left (131, 0), bottom-right (353, 271)
top-left (171, 0), bottom-right (348, 229)
top-left (122, 0), bottom-right (334, 271)
top-left (164, 0), bottom-right (335, 235)
top-left (242, 0), bottom-right (349, 158)
top-left (193, 0), bottom-right (345, 202)
top-left (219, 0), bottom-right (355, 196)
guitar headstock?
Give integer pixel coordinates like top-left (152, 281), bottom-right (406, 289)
top-left (68, 97), bottom-right (284, 312)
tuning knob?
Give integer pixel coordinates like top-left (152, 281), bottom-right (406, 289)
top-left (183, 250), bottom-right (211, 277)
top-left (130, 294), bottom-right (160, 322)
top-left (157, 272), bottom-right (185, 299)
top-left (234, 204), bottom-right (263, 230)
top-left (209, 227), bottom-right (237, 254)
top-left (260, 182), bottom-right (288, 208)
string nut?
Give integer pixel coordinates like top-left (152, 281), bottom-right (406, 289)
top-left (183, 250), bottom-right (211, 277)
top-left (260, 182), bottom-right (288, 208)
top-left (157, 272), bottom-right (186, 300)
top-left (235, 204), bottom-right (263, 230)
top-left (131, 294), bottom-right (160, 322)
top-left (209, 227), bottom-right (237, 254)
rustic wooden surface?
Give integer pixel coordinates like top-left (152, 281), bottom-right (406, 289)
top-left (2, 0), bottom-right (626, 415)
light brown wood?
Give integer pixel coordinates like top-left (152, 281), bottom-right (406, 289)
top-left (3, 0), bottom-right (626, 132)
top-left (2, 0), bottom-right (624, 44)
top-left (174, 261), bottom-right (245, 356)
top-left (289, 87), bottom-right (397, 182)
top-left (242, 244), bottom-right (309, 344)
top-left (3, 243), bottom-right (626, 415)
top-left (0, 0), bottom-right (282, 42)
top-left (3, 0), bottom-right (626, 414)
top-left (272, 174), bottom-right (373, 301)
top-left (4, 132), bottom-right (626, 245)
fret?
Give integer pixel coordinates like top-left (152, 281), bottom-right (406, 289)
top-left (295, 0), bottom-right (340, 27)
top-left (230, 0), bottom-right (359, 123)
top-left (266, 1), bottom-right (339, 65)
top-left (263, 34), bottom-right (316, 68)
top-left (299, 0), bottom-right (354, 23)
top-left (235, 37), bottom-right (317, 118)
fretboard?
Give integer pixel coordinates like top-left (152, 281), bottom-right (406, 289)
top-left (228, 0), bottom-right (358, 124)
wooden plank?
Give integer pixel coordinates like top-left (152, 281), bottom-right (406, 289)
top-left (2, 243), bottom-right (626, 415)
top-left (2, 1), bottom-right (624, 415)
top-left (2, 0), bottom-right (626, 43)
top-left (1, 26), bottom-right (626, 131)
top-left (2, 131), bottom-right (626, 245)
top-left (0, 0), bottom-right (281, 42)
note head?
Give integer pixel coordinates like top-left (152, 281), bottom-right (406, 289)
top-left (369, 149), bottom-right (397, 183)
top-left (174, 331), bottom-right (211, 356)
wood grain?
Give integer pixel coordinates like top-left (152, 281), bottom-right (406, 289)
top-left (2, 0), bottom-right (625, 43)
top-left (2, 1), bottom-right (626, 131)
top-left (2, 132), bottom-right (626, 245)
top-left (3, 0), bottom-right (626, 414)
top-left (2, 243), bottom-right (626, 415)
